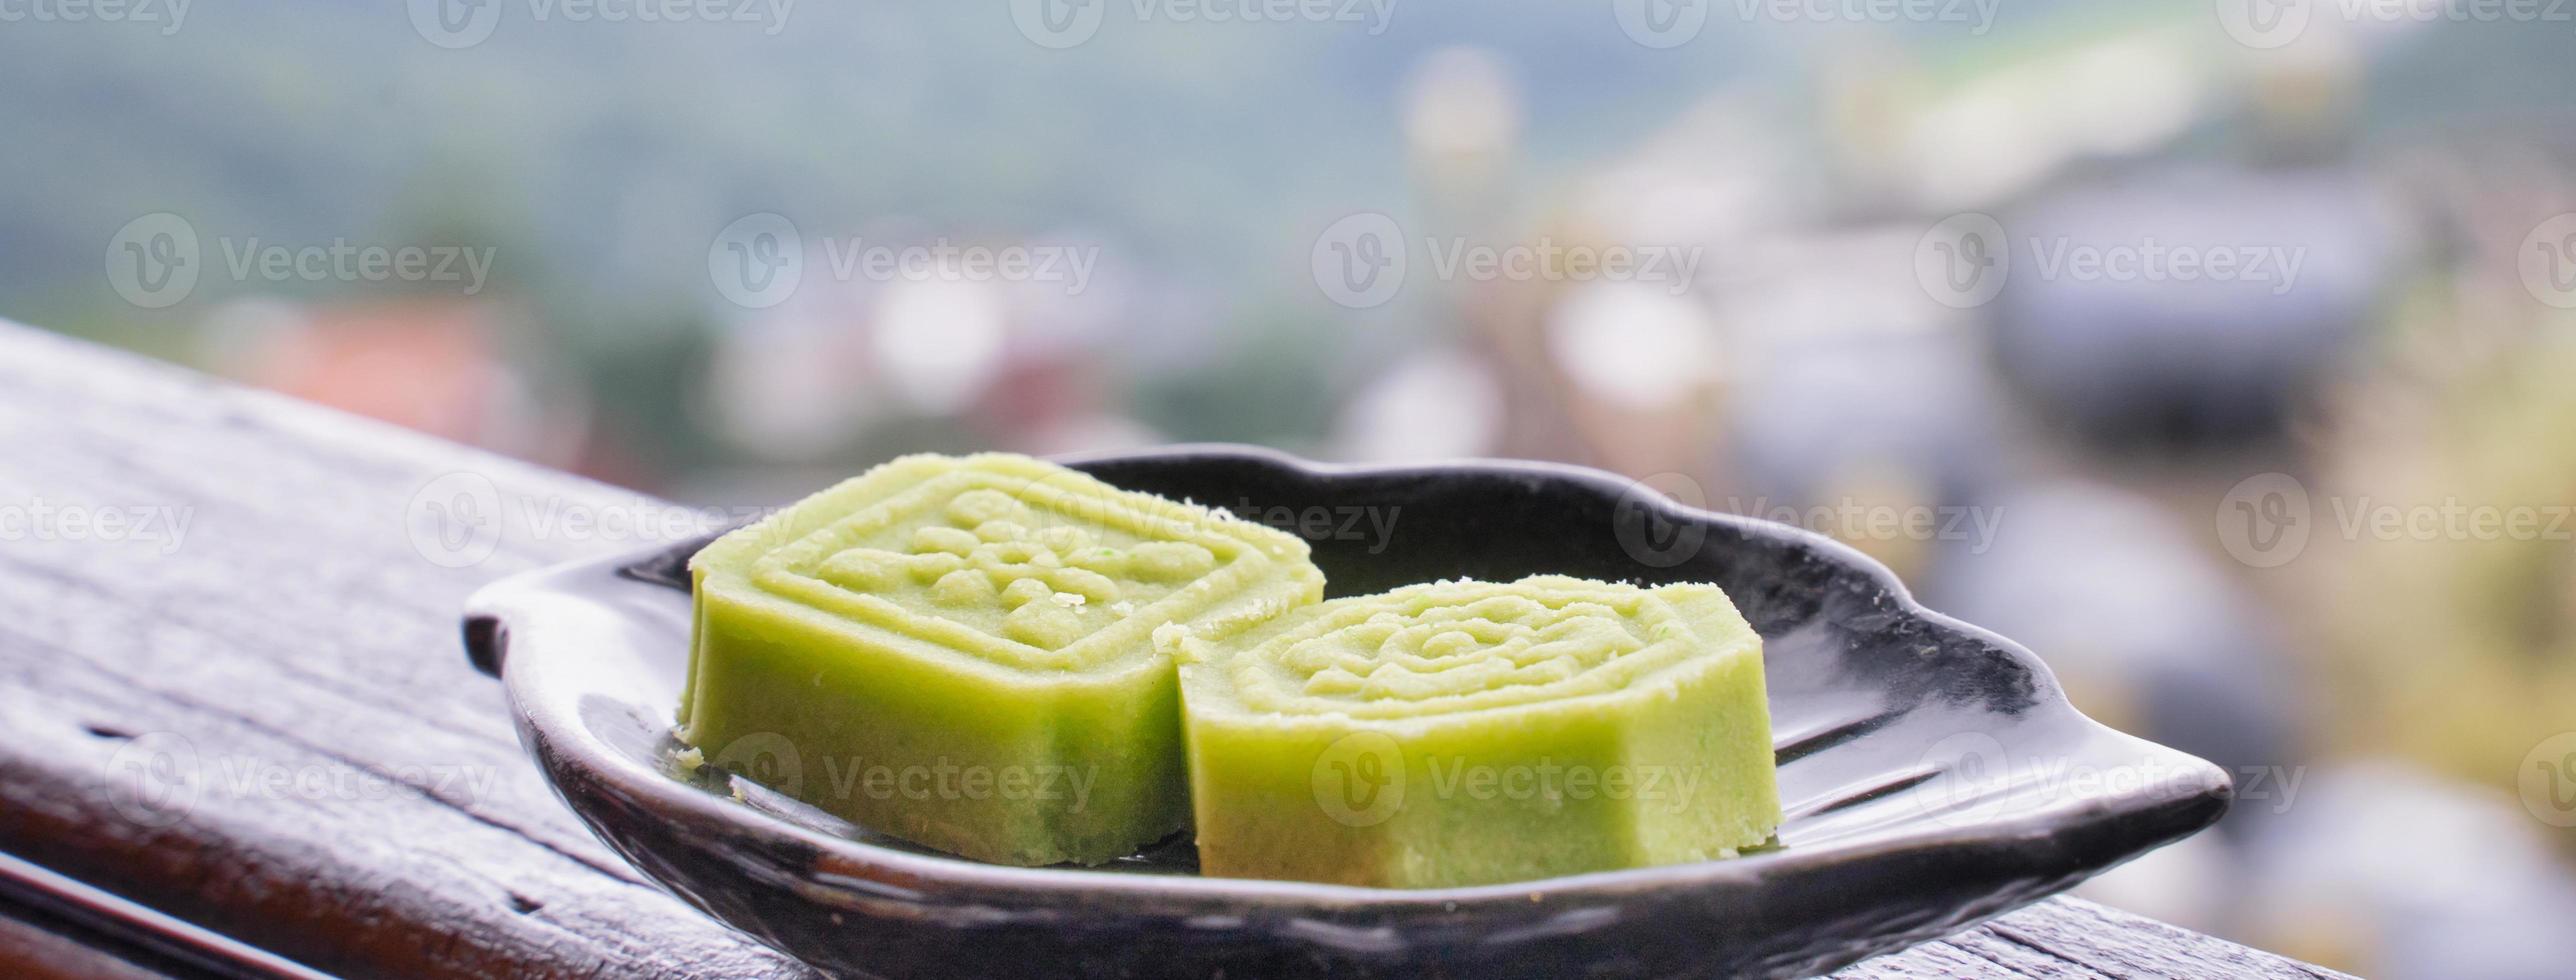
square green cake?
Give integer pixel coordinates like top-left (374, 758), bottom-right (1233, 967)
top-left (1168, 575), bottom-right (1780, 888)
top-left (681, 453), bottom-right (1325, 865)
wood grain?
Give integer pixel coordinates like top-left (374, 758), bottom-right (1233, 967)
top-left (0, 911), bottom-right (174, 980)
top-left (0, 321), bottom-right (2342, 978)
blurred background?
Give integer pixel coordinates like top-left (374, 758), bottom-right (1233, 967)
top-left (10, 1), bottom-right (2576, 975)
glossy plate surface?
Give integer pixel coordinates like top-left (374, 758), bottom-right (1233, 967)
top-left (462, 446), bottom-right (2229, 979)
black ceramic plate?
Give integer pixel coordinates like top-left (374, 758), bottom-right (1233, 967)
top-left (462, 446), bottom-right (2228, 979)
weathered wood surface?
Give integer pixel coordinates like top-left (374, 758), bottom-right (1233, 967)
top-left (0, 321), bottom-right (2345, 978)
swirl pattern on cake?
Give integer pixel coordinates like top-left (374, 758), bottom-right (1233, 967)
top-left (730, 458), bottom-right (1312, 674)
top-left (1193, 577), bottom-right (1730, 719)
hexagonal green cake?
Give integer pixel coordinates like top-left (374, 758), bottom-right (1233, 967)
top-left (1168, 575), bottom-right (1779, 888)
top-left (680, 453), bottom-right (1324, 866)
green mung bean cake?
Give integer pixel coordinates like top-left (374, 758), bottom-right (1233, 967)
top-left (681, 453), bottom-right (1324, 865)
top-left (1168, 575), bottom-right (1779, 888)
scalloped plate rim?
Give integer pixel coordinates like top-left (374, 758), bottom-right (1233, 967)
top-left (463, 444), bottom-right (2231, 959)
